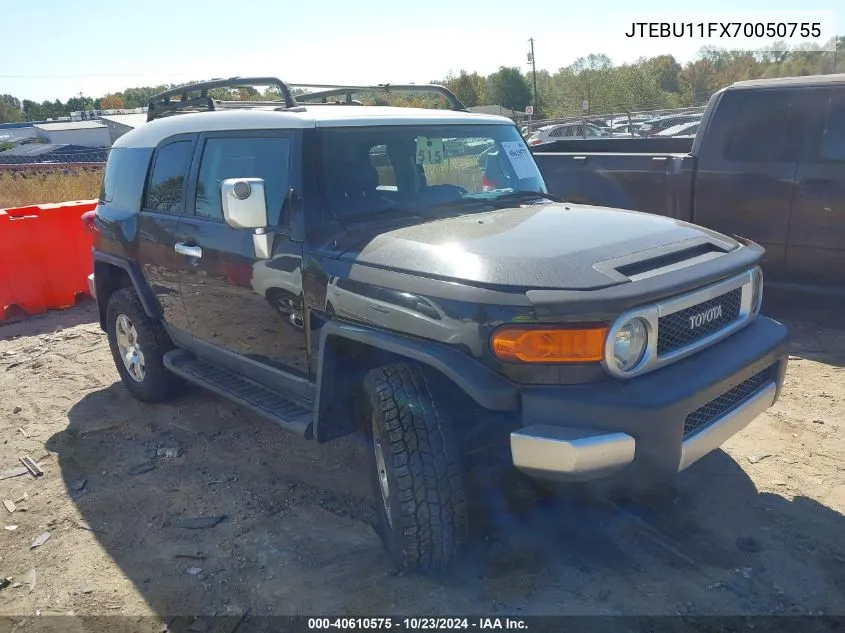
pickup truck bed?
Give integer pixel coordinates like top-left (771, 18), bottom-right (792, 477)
top-left (532, 138), bottom-right (696, 224)
top-left (532, 74), bottom-right (845, 287)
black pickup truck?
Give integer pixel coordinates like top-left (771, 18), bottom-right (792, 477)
top-left (532, 73), bottom-right (845, 286)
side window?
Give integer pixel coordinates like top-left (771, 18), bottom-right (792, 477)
top-left (819, 93), bottom-right (845, 162)
top-left (194, 136), bottom-right (292, 226)
top-left (723, 91), bottom-right (793, 162)
top-left (99, 148), bottom-right (123, 203)
top-left (144, 141), bottom-right (192, 212)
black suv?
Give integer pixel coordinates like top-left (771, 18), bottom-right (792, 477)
top-left (89, 77), bottom-right (789, 573)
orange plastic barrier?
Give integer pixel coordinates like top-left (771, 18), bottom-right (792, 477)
top-left (0, 200), bottom-right (97, 322)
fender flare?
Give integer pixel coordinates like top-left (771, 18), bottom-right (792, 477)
top-left (93, 251), bottom-right (162, 319)
top-left (312, 320), bottom-right (520, 442)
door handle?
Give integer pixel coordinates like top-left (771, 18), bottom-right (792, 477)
top-left (175, 242), bottom-right (202, 258)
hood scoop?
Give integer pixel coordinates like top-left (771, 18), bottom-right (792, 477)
top-left (592, 237), bottom-right (735, 285)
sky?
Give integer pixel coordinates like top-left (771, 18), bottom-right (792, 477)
top-left (0, 0), bottom-right (840, 103)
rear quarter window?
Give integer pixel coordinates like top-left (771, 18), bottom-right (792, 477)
top-left (99, 147), bottom-right (154, 212)
top-left (145, 141), bottom-right (193, 213)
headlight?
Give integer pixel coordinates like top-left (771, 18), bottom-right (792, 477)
top-left (611, 318), bottom-right (648, 372)
top-left (751, 267), bottom-right (764, 314)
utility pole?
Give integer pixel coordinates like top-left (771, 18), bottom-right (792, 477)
top-left (528, 38), bottom-right (538, 117)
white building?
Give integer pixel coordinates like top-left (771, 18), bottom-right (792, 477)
top-left (96, 113), bottom-right (148, 145)
top-left (33, 121), bottom-right (111, 147)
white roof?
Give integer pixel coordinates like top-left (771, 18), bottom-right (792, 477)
top-left (114, 106), bottom-right (512, 149)
top-left (33, 120), bottom-right (107, 131)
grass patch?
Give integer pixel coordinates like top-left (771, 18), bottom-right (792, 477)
top-left (0, 167), bottom-right (102, 209)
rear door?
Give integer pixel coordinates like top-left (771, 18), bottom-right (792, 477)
top-left (136, 136), bottom-right (195, 331)
top-left (788, 87), bottom-right (845, 284)
top-left (693, 87), bottom-right (802, 274)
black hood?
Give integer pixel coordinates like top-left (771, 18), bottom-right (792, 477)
top-left (338, 203), bottom-right (739, 291)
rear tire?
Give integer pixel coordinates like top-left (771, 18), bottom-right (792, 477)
top-left (360, 362), bottom-right (469, 572)
top-left (106, 287), bottom-right (181, 403)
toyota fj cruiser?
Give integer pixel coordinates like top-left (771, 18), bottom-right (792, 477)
top-left (89, 77), bottom-right (789, 573)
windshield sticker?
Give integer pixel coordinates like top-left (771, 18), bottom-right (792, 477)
top-left (501, 141), bottom-right (536, 179)
top-left (416, 137), bottom-right (445, 165)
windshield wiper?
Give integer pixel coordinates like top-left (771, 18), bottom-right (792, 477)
top-left (490, 190), bottom-right (562, 204)
top-left (424, 197), bottom-right (498, 214)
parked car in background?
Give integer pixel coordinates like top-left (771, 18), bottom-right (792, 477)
top-left (531, 73), bottom-right (845, 286)
top-left (609, 123), bottom-right (644, 136)
top-left (638, 113), bottom-right (702, 136)
top-left (657, 121), bottom-right (700, 137)
top-left (526, 122), bottom-right (608, 145)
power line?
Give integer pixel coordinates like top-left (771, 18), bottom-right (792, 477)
top-left (0, 72), bottom-right (208, 79)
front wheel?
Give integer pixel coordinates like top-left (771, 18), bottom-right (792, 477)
top-left (361, 363), bottom-right (469, 572)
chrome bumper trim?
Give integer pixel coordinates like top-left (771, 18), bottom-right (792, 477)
top-left (87, 273), bottom-right (96, 300)
top-left (510, 425), bottom-right (636, 482)
top-left (678, 381), bottom-right (777, 471)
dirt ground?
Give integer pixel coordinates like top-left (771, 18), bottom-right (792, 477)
top-left (0, 288), bottom-right (843, 630)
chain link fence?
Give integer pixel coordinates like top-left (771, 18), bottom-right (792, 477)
top-left (515, 87), bottom-right (716, 138)
top-left (0, 149), bottom-right (109, 169)
top-left (521, 104), bottom-right (709, 139)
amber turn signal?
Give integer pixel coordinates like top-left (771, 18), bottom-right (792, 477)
top-left (490, 325), bottom-right (608, 363)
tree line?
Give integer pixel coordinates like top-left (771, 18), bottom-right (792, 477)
top-left (445, 37), bottom-right (843, 118)
top-left (1, 37), bottom-right (842, 125)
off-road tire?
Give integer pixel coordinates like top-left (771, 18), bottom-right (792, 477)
top-left (360, 362), bottom-right (469, 572)
top-left (106, 287), bottom-right (181, 403)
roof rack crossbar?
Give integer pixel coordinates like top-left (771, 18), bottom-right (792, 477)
top-left (147, 76), bottom-right (297, 122)
top-left (146, 96), bottom-right (218, 121)
top-left (290, 83), bottom-right (467, 111)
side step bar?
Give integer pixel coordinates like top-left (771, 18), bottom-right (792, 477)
top-left (163, 350), bottom-right (313, 438)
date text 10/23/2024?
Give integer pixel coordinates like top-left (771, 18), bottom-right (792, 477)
top-left (307, 618), bottom-right (528, 630)
top-left (624, 22), bottom-right (822, 39)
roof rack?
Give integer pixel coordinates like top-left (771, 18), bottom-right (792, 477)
top-left (290, 83), bottom-right (467, 112)
top-left (147, 76), bottom-right (298, 122)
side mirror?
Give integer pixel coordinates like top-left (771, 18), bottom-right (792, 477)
top-left (221, 178), bottom-right (268, 230)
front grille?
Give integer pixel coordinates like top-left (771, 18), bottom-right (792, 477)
top-left (657, 287), bottom-right (742, 356)
top-left (683, 366), bottom-right (772, 437)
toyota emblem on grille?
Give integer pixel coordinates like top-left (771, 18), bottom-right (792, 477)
top-left (689, 304), bottom-right (723, 330)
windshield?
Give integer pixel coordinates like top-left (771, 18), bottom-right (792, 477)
top-left (320, 124), bottom-right (547, 219)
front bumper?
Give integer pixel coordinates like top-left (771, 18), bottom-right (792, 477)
top-left (510, 315), bottom-right (789, 485)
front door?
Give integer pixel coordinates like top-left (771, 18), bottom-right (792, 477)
top-left (176, 131), bottom-right (309, 380)
top-left (788, 87), bottom-right (845, 285)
